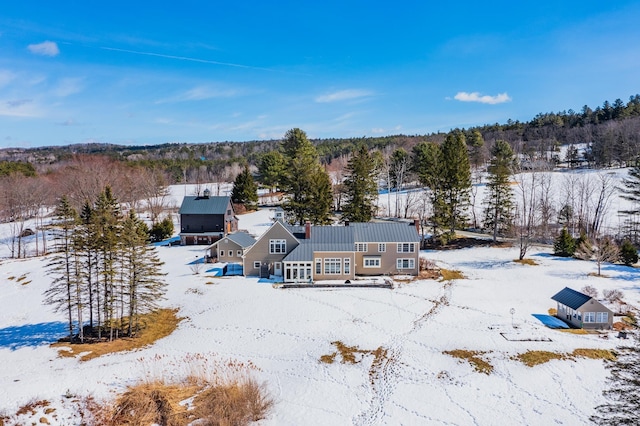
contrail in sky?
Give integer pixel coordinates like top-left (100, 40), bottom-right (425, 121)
top-left (99, 46), bottom-right (299, 74)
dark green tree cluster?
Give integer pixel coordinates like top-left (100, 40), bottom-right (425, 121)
top-left (231, 165), bottom-right (258, 211)
top-left (410, 132), bottom-right (472, 238)
top-left (619, 239), bottom-right (638, 266)
top-left (341, 146), bottom-right (378, 223)
top-left (0, 160), bottom-right (36, 177)
top-left (44, 188), bottom-right (167, 343)
top-left (150, 217), bottom-right (174, 243)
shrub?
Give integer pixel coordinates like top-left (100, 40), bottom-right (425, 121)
top-left (104, 378), bottom-right (273, 426)
top-left (581, 285), bottom-right (598, 299)
top-left (619, 239), bottom-right (638, 266)
top-left (150, 217), bottom-right (174, 242)
top-left (603, 289), bottom-right (623, 304)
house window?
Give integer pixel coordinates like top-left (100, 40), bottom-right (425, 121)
top-left (344, 258), bottom-right (351, 274)
top-left (596, 312), bottom-right (608, 323)
top-left (269, 239), bottom-right (287, 254)
top-left (378, 243), bottom-right (386, 252)
top-left (253, 261), bottom-right (261, 269)
top-left (397, 243), bottom-right (415, 253)
top-left (315, 258), bottom-right (321, 274)
top-left (227, 209), bottom-right (232, 215)
top-left (355, 243), bottom-right (368, 252)
top-left (219, 250), bottom-right (225, 257)
top-left (584, 312), bottom-right (596, 323)
top-left (364, 257), bottom-right (381, 268)
top-left (237, 250), bottom-right (242, 257)
top-left (324, 258), bottom-right (341, 274)
top-left (397, 258), bottom-right (415, 269)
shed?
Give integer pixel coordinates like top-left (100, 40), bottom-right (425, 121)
top-left (551, 287), bottom-right (613, 330)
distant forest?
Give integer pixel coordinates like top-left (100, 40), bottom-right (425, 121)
top-left (2, 94), bottom-right (640, 184)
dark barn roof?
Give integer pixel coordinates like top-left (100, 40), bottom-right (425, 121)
top-left (551, 287), bottom-right (592, 310)
top-left (178, 195), bottom-right (231, 215)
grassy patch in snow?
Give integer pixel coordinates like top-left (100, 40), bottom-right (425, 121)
top-left (514, 348), bottom-right (616, 367)
top-left (320, 341), bottom-right (387, 366)
top-left (548, 308), bottom-right (557, 316)
top-left (443, 350), bottom-right (493, 375)
top-left (513, 258), bottom-right (538, 266)
top-left (440, 269), bottom-right (465, 281)
top-left (52, 308), bottom-right (182, 361)
top-left (557, 328), bottom-right (588, 335)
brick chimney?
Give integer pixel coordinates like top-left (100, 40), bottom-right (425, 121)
top-left (305, 221), bottom-right (311, 239)
top-left (414, 218), bottom-right (420, 234)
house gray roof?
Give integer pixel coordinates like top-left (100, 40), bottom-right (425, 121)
top-left (285, 222), bottom-right (420, 244)
top-left (282, 221), bottom-right (420, 262)
top-left (178, 196), bottom-right (231, 215)
top-left (551, 287), bottom-right (592, 310)
top-left (225, 232), bottom-right (256, 248)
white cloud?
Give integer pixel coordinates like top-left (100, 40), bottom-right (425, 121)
top-left (156, 85), bottom-right (239, 104)
top-left (27, 41), bottom-right (60, 57)
top-left (53, 78), bottom-right (84, 97)
top-left (0, 99), bottom-right (40, 117)
top-left (315, 89), bottom-right (373, 103)
top-left (453, 91), bottom-right (511, 105)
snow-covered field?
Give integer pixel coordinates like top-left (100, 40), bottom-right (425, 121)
top-left (0, 172), bottom-right (638, 425)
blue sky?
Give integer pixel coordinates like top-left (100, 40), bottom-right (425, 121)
top-left (1, 1), bottom-right (639, 148)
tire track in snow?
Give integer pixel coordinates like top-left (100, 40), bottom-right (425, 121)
top-left (353, 280), bottom-right (454, 425)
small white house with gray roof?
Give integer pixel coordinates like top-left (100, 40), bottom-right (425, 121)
top-left (551, 287), bottom-right (613, 330)
top-left (243, 220), bottom-right (421, 282)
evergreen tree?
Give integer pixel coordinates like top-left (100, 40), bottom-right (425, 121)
top-left (77, 201), bottom-right (99, 332)
top-left (307, 166), bottom-right (334, 225)
top-left (257, 151), bottom-right (285, 192)
top-left (432, 131), bottom-right (472, 235)
top-left (231, 165), bottom-right (258, 211)
top-left (342, 146), bottom-right (378, 223)
top-left (150, 217), bottom-right (174, 242)
top-left (619, 239), bottom-right (638, 266)
top-left (93, 186), bottom-right (122, 340)
top-left (467, 129), bottom-right (486, 170)
top-left (591, 335), bottom-right (640, 425)
top-left (44, 196), bottom-right (79, 341)
top-left (482, 140), bottom-right (515, 241)
top-left (411, 141), bottom-right (439, 188)
top-left (553, 228), bottom-right (576, 257)
top-left (280, 128), bottom-right (332, 225)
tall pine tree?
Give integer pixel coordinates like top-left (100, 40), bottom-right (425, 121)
top-left (432, 131), bottom-right (472, 235)
top-left (44, 196), bottom-right (80, 341)
top-left (342, 146), bottom-right (378, 223)
top-left (280, 128), bottom-right (333, 225)
top-left (482, 140), bottom-right (515, 241)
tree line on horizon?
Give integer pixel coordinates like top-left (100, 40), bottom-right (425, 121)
top-left (2, 94), bottom-right (640, 183)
